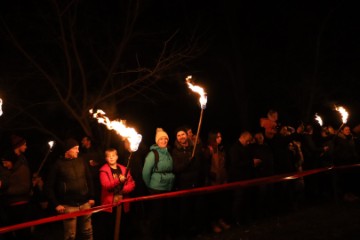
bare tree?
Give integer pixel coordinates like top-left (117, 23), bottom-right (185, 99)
top-left (0, 0), bottom-right (207, 141)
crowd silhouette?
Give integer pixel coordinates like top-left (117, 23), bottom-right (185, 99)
top-left (1, 109), bottom-right (360, 240)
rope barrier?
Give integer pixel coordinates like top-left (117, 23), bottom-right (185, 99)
top-left (1, 163), bottom-right (359, 235)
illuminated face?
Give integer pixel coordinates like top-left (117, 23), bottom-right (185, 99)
top-left (66, 146), bottom-right (79, 159)
top-left (2, 160), bottom-right (13, 169)
top-left (216, 133), bottom-right (222, 145)
top-left (187, 129), bottom-right (193, 138)
top-left (342, 126), bottom-right (351, 136)
top-left (176, 131), bottom-right (188, 145)
top-left (18, 142), bottom-right (27, 153)
top-left (81, 137), bottom-right (91, 149)
top-left (254, 133), bottom-right (264, 144)
top-left (157, 136), bottom-right (168, 148)
top-left (105, 151), bottom-right (118, 165)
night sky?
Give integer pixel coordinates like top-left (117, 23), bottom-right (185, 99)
top-left (1, 0), bottom-right (360, 152)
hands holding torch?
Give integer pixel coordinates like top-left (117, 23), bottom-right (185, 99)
top-left (186, 75), bottom-right (207, 158)
top-left (35, 140), bottom-right (55, 177)
top-left (90, 108), bottom-right (142, 240)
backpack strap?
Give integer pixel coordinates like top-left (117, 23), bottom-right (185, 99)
top-left (151, 149), bottom-right (159, 171)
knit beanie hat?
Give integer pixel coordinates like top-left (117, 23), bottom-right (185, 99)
top-left (11, 135), bottom-right (26, 149)
top-left (64, 138), bottom-right (79, 152)
top-left (155, 128), bottom-right (169, 143)
top-left (174, 126), bottom-right (188, 136)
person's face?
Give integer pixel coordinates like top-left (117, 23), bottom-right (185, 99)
top-left (187, 129), bottom-right (193, 138)
top-left (67, 146), bottom-right (79, 159)
top-left (2, 160), bottom-right (13, 169)
top-left (81, 137), bottom-right (91, 148)
top-left (105, 151), bottom-right (118, 165)
top-left (240, 133), bottom-right (252, 146)
top-left (343, 126), bottom-right (351, 136)
top-left (17, 143), bottom-right (27, 153)
top-left (254, 133), bottom-right (264, 144)
top-left (176, 131), bottom-right (188, 145)
top-left (216, 133), bottom-right (222, 145)
top-left (157, 136), bottom-right (168, 148)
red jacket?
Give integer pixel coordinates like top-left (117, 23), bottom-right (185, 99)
top-left (99, 163), bottom-right (135, 213)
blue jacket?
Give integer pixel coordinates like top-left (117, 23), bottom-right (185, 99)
top-left (142, 145), bottom-right (175, 191)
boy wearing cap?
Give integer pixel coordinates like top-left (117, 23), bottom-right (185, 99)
top-left (45, 138), bottom-right (95, 240)
top-left (0, 148), bottom-right (32, 239)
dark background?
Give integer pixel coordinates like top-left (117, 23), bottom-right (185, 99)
top-left (1, 0), bottom-right (360, 166)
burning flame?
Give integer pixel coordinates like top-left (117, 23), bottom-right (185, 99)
top-left (48, 141), bottom-right (55, 150)
top-left (315, 113), bottom-right (323, 126)
top-left (335, 105), bottom-right (349, 124)
top-left (0, 98), bottom-right (3, 116)
top-left (90, 109), bottom-right (142, 152)
top-left (186, 75), bottom-right (207, 109)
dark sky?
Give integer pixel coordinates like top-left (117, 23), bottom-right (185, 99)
top-left (1, 0), bottom-right (360, 147)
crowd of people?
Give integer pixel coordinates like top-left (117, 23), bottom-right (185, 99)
top-left (1, 109), bottom-right (360, 240)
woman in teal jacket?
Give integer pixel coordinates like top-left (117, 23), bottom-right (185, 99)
top-left (142, 128), bottom-right (175, 192)
top-left (142, 128), bottom-right (175, 239)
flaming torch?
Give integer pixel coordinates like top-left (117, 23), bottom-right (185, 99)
top-left (90, 108), bottom-right (142, 240)
top-left (35, 140), bottom-right (55, 176)
top-left (186, 75), bottom-right (207, 158)
top-left (315, 113), bottom-right (323, 126)
top-left (0, 98), bottom-right (3, 116)
top-left (89, 109), bottom-right (142, 172)
top-left (335, 105), bottom-right (349, 134)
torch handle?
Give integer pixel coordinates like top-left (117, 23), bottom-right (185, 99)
top-left (35, 150), bottom-right (51, 176)
top-left (191, 108), bottom-right (204, 158)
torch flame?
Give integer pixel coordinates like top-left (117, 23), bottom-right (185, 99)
top-left (48, 141), bottom-right (55, 149)
top-left (89, 109), bottom-right (142, 152)
top-left (0, 98), bottom-right (3, 116)
top-left (335, 105), bottom-right (349, 124)
top-left (315, 113), bottom-right (323, 126)
top-left (186, 75), bottom-right (207, 109)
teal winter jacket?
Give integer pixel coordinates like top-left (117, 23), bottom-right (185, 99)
top-left (142, 145), bottom-right (175, 191)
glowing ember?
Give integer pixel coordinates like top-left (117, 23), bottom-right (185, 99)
top-left (186, 75), bottom-right (207, 109)
top-left (315, 113), bottom-right (323, 126)
top-left (90, 109), bottom-right (142, 152)
top-left (335, 105), bottom-right (349, 124)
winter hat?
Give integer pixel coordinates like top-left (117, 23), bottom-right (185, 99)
top-left (64, 138), bottom-right (79, 152)
top-left (155, 128), bottom-right (169, 143)
top-left (174, 126), bottom-right (188, 136)
top-left (11, 135), bottom-right (26, 149)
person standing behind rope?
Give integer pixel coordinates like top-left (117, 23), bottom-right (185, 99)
top-left (203, 130), bottom-right (231, 233)
top-left (99, 148), bottom-right (135, 240)
top-left (0, 150), bottom-right (32, 240)
top-left (45, 138), bottom-right (95, 240)
top-left (171, 126), bottom-right (206, 237)
top-left (228, 131), bottom-right (259, 227)
top-left (142, 128), bottom-right (175, 240)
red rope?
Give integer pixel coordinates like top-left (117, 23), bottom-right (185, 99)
top-left (1, 163), bottom-right (359, 234)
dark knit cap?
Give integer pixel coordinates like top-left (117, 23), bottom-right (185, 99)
top-left (11, 135), bottom-right (26, 149)
top-left (174, 126), bottom-right (188, 136)
top-left (64, 138), bottom-right (79, 152)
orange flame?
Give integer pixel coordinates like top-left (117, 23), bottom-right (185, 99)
top-left (89, 109), bottom-right (142, 152)
top-left (315, 113), bottom-right (323, 126)
top-left (186, 75), bottom-right (207, 109)
top-left (335, 105), bottom-right (349, 124)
